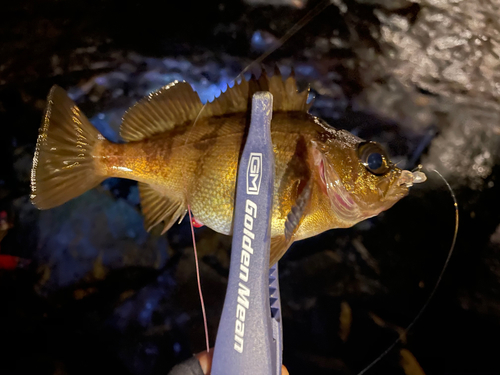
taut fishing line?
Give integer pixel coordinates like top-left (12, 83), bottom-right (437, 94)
top-left (358, 169), bottom-right (459, 375)
top-left (188, 205), bottom-right (210, 353)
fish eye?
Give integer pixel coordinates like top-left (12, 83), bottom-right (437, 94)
top-left (357, 141), bottom-right (391, 175)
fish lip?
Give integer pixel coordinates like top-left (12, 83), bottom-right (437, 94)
top-left (397, 169), bottom-right (415, 188)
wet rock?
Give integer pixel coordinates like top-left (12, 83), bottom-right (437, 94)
top-left (352, 0), bottom-right (500, 189)
top-left (35, 190), bottom-right (168, 294)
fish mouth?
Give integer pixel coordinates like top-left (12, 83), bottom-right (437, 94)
top-left (379, 175), bottom-right (410, 206)
top-left (386, 169), bottom-right (427, 199)
top-left (375, 168), bottom-right (428, 215)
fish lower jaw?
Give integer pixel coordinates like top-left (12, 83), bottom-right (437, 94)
top-left (384, 183), bottom-right (410, 203)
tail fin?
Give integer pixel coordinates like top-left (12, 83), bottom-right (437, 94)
top-left (30, 85), bottom-right (105, 209)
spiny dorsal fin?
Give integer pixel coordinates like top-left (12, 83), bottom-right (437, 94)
top-left (202, 70), bottom-right (311, 117)
top-left (120, 81), bottom-right (203, 142)
top-left (120, 70), bottom-right (310, 142)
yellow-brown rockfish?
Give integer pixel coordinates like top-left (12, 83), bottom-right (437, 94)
top-left (30, 72), bottom-right (426, 265)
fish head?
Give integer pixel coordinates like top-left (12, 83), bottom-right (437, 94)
top-left (312, 127), bottom-right (425, 225)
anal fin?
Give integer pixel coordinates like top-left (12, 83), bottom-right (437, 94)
top-left (139, 183), bottom-right (186, 234)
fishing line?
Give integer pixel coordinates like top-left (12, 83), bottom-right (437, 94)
top-left (357, 169), bottom-right (459, 375)
top-left (239, 0), bottom-right (333, 76)
top-left (188, 204), bottom-right (210, 353)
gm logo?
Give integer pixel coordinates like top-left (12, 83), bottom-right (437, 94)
top-left (246, 153), bottom-right (262, 195)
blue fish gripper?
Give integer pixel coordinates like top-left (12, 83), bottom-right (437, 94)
top-left (211, 92), bottom-right (283, 375)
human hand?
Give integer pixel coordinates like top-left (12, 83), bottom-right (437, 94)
top-left (196, 349), bottom-right (289, 375)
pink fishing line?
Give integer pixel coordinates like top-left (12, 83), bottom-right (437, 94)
top-left (187, 205), bottom-right (210, 353)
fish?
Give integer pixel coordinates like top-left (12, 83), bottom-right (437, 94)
top-left (30, 71), bottom-right (426, 265)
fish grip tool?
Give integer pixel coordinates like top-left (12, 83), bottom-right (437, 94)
top-left (211, 92), bottom-right (283, 375)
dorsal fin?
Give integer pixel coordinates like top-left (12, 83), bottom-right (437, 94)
top-left (120, 70), bottom-right (310, 142)
top-left (120, 81), bottom-right (203, 142)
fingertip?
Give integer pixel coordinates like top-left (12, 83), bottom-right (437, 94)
top-left (196, 349), bottom-right (288, 375)
top-left (195, 349), bottom-right (214, 374)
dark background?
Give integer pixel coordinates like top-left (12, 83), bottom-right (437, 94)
top-left (1, 0), bottom-right (499, 374)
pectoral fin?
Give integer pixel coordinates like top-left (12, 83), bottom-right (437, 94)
top-left (139, 183), bottom-right (186, 234)
top-left (284, 177), bottom-right (312, 242)
top-left (270, 236), bottom-right (291, 266)
top-left (270, 176), bottom-right (313, 266)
